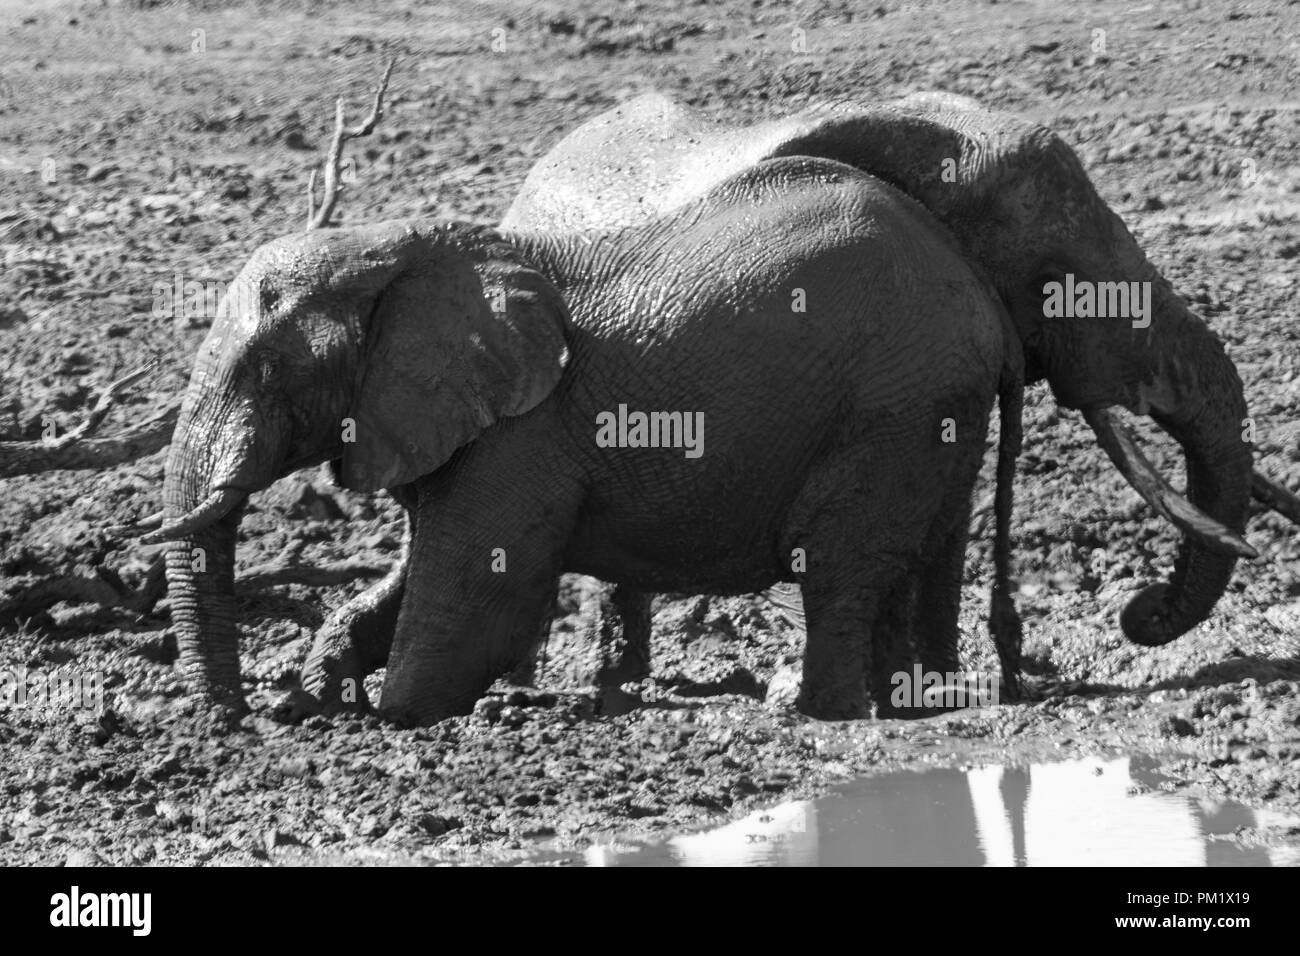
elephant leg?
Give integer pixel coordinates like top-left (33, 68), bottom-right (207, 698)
top-left (593, 583), bottom-right (653, 686)
top-left (911, 514), bottom-right (967, 679)
top-left (900, 421), bottom-right (994, 715)
top-left (300, 493), bottom-right (413, 713)
top-left (797, 574), bottom-right (880, 720)
top-left (789, 481), bottom-right (913, 719)
top-left (380, 462), bottom-right (582, 726)
top-left (873, 513), bottom-right (970, 719)
top-left (868, 512), bottom-right (974, 718)
top-left (989, 365), bottom-right (1024, 701)
top-left (299, 557), bottom-right (406, 713)
top-left (869, 573), bottom-right (920, 718)
top-left (788, 439), bottom-right (957, 720)
top-left (384, 577), bottom-right (566, 726)
top-left (506, 575), bottom-right (560, 686)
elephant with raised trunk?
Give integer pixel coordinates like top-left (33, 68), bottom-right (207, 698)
top-left (499, 90), bottom-right (1261, 655)
top-left (149, 156), bottom-right (1022, 725)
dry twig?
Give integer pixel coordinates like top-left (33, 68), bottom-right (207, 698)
top-left (0, 365), bottom-right (176, 479)
top-left (305, 57), bottom-right (395, 230)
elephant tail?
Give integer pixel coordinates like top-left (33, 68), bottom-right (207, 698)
top-left (990, 328), bottom-right (1025, 701)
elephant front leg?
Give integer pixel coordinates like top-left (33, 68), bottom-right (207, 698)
top-left (299, 559), bottom-right (406, 713)
top-left (379, 464), bottom-right (581, 727)
top-left (299, 507), bottom-right (411, 714)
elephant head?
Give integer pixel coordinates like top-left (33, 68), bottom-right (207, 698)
top-left (145, 220), bottom-right (569, 713)
top-left (807, 98), bottom-right (1255, 646)
top-left (507, 91), bottom-right (1259, 649)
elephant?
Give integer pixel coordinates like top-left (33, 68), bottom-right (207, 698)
top-left (494, 90), bottom-right (1260, 662)
top-left (147, 155), bottom-right (1026, 725)
top-left (300, 89), bottom-right (1268, 711)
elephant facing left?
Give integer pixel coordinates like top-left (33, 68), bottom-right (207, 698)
top-left (148, 157), bottom-right (1021, 726)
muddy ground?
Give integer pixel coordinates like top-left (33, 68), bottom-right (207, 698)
top-left (0, 0), bottom-right (1298, 865)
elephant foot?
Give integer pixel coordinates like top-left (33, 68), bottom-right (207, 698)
top-left (796, 695), bottom-right (872, 721)
top-left (577, 581), bottom-right (653, 689)
top-left (300, 636), bottom-right (373, 716)
top-left (989, 586), bottom-right (1023, 700)
top-left (999, 671), bottom-right (1024, 704)
top-left (875, 699), bottom-right (960, 720)
top-left (179, 660), bottom-right (251, 730)
top-left (274, 687), bottom-right (325, 724)
top-left (596, 682), bottom-right (650, 717)
top-left (177, 694), bottom-right (250, 735)
top-left (594, 647), bottom-right (650, 688)
top-left (795, 675), bottom-right (872, 721)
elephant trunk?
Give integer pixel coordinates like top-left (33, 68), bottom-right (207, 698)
top-left (1112, 291), bottom-right (1253, 646)
top-left (155, 379), bottom-right (257, 716)
top-left (162, 514), bottom-right (245, 713)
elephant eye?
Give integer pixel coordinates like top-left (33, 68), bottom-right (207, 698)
top-left (255, 353), bottom-right (282, 387)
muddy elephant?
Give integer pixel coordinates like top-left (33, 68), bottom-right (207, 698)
top-left (148, 156), bottom-right (1022, 725)
top-left (305, 90), bottom-right (1268, 709)
top-left (498, 90), bottom-right (1260, 660)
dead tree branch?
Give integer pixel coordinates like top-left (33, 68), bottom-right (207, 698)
top-left (0, 368), bottom-right (178, 479)
top-left (44, 363), bottom-right (155, 450)
top-left (238, 558), bottom-right (390, 590)
top-left (1252, 470), bottom-right (1300, 525)
top-left (305, 57), bottom-right (395, 230)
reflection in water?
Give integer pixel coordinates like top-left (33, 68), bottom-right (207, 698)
top-left (582, 756), bottom-right (1300, 867)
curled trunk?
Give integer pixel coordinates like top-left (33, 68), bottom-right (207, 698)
top-left (1117, 294), bottom-right (1253, 646)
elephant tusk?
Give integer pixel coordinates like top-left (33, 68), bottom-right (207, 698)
top-left (1251, 469), bottom-right (1300, 525)
top-left (140, 488), bottom-right (245, 544)
top-left (1083, 406), bottom-right (1257, 559)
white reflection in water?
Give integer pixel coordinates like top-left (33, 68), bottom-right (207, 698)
top-left (583, 756), bottom-right (1299, 867)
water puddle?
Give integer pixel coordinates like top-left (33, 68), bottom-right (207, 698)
top-left (570, 756), bottom-right (1299, 866)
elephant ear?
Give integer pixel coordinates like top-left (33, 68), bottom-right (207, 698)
top-left (339, 240), bottom-right (569, 492)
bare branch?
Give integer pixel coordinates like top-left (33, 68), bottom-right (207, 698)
top-left (1252, 469), bottom-right (1300, 525)
top-left (0, 403), bottom-right (178, 479)
top-left (0, 554), bottom-right (167, 623)
top-left (42, 361), bottom-right (158, 450)
top-left (0, 573), bottom-right (124, 623)
top-left (238, 558), bottom-right (389, 590)
top-left (305, 56), bottom-right (396, 231)
top-left (305, 168), bottom-right (319, 228)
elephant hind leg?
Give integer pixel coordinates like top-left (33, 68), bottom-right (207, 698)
top-left (869, 573), bottom-right (920, 718)
top-left (785, 449), bottom-right (939, 720)
top-left (875, 513), bottom-right (971, 719)
top-left (594, 583), bottom-right (653, 686)
top-left (797, 576), bottom-right (878, 720)
top-left (912, 510), bottom-right (968, 679)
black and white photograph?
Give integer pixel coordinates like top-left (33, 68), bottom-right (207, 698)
top-left (0, 0), bottom-right (1297, 894)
